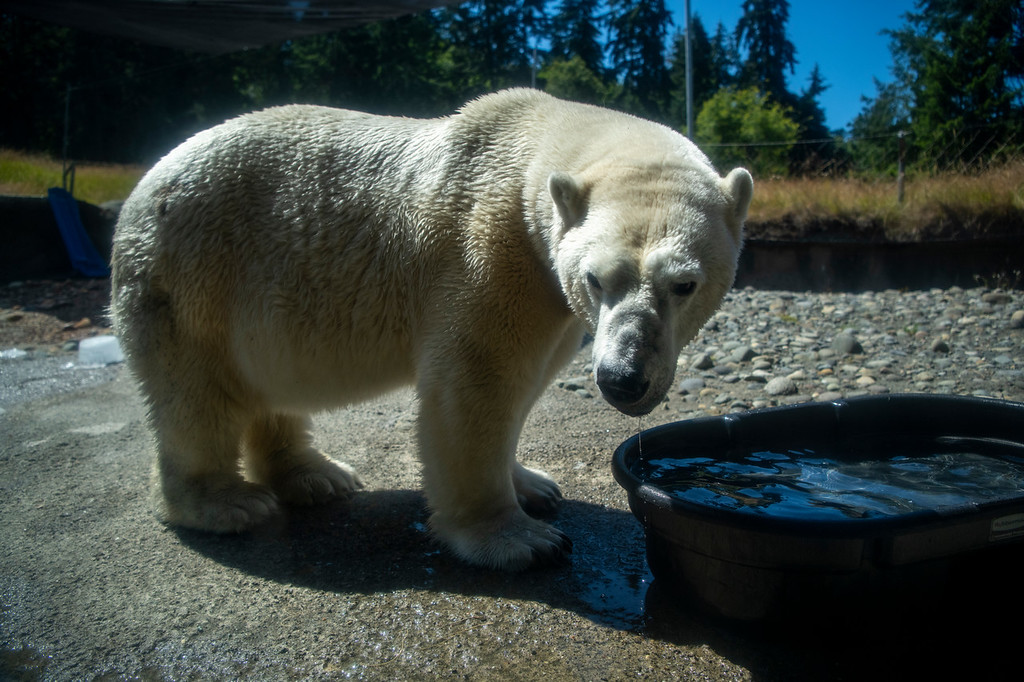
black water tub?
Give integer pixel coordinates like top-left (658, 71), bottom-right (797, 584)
top-left (613, 394), bottom-right (1024, 624)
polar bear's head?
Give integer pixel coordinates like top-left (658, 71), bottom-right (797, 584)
top-left (548, 162), bottom-right (752, 417)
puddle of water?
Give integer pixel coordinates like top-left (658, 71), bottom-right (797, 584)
top-left (575, 565), bottom-right (653, 630)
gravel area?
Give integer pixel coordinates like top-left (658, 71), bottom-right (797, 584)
top-left (665, 285), bottom-right (1023, 411)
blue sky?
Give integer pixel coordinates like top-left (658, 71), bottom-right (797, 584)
top-left (664, 0), bottom-right (918, 131)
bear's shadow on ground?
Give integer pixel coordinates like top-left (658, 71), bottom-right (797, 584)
top-left (172, 490), bottom-right (797, 672)
top-left (173, 490), bottom-right (668, 631)
top-left (171, 490), bottom-right (1024, 680)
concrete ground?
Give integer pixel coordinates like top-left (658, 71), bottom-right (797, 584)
top-left (1, 348), bottom-right (1017, 681)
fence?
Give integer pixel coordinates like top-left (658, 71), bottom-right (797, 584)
top-left (701, 123), bottom-right (1024, 181)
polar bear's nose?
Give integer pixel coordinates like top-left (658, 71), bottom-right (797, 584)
top-left (595, 364), bottom-right (650, 406)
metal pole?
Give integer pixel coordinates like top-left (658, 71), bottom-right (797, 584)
top-left (685, 0), bottom-right (694, 139)
top-left (897, 130), bottom-right (906, 204)
top-left (62, 83), bottom-right (71, 192)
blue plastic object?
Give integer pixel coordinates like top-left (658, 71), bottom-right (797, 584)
top-left (47, 187), bottom-right (110, 277)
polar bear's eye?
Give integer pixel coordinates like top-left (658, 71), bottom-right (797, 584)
top-left (586, 272), bottom-right (602, 291)
top-left (671, 281), bottom-right (697, 297)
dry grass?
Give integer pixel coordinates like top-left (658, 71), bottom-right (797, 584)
top-left (0, 149), bottom-right (144, 205)
top-left (3, 148), bottom-right (1023, 241)
top-left (749, 161), bottom-right (1024, 240)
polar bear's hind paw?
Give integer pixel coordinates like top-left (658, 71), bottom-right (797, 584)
top-left (513, 464), bottom-right (563, 517)
top-left (157, 479), bottom-right (281, 534)
top-left (274, 458), bottom-right (364, 506)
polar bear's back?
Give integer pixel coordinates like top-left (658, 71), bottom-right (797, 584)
top-left (111, 105), bottom-right (467, 409)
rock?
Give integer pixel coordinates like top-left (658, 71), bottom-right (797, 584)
top-left (1010, 310), bottom-right (1024, 329)
top-left (560, 376), bottom-right (590, 391)
top-left (677, 377), bottom-right (705, 395)
top-left (727, 345), bottom-right (756, 364)
top-left (689, 352), bottom-right (714, 370)
top-left (981, 292), bottom-right (1013, 305)
top-left (931, 338), bottom-right (950, 353)
top-left (831, 333), bottom-right (864, 355)
top-left (764, 376), bottom-right (797, 396)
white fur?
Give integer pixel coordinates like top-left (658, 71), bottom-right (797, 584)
top-left (111, 89), bottom-right (751, 571)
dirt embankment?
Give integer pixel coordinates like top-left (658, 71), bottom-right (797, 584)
top-left (746, 205), bottom-right (1024, 243)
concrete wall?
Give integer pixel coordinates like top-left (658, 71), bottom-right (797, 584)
top-left (0, 195), bottom-right (116, 282)
top-left (735, 238), bottom-right (1024, 291)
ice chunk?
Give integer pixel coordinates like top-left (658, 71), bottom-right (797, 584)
top-left (78, 335), bottom-right (124, 366)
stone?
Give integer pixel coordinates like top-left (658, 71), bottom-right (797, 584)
top-left (764, 376), bottom-right (797, 396)
top-left (677, 377), bottom-right (705, 395)
top-left (831, 333), bottom-right (864, 355)
top-left (727, 345), bottom-right (756, 363)
top-left (981, 292), bottom-right (1013, 305)
top-left (689, 352), bottom-right (714, 370)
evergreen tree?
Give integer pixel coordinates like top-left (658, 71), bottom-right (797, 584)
top-left (549, 0), bottom-right (605, 76)
top-left (606, 0), bottom-right (673, 118)
top-left (438, 0), bottom-right (546, 95)
top-left (708, 21), bottom-right (739, 91)
top-left (849, 78), bottom-right (913, 175)
top-left (887, 0), bottom-right (1024, 169)
top-left (789, 64), bottom-right (842, 173)
top-left (735, 0), bottom-right (797, 107)
top-left (284, 12), bottom-right (456, 117)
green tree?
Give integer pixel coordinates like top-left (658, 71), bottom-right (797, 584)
top-left (849, 78), bottom-right (913, 175)
top-left (667, 17), bottom-right (739, 132)
top-left (549, 0), bottom-right (605, 76)
top-left (735, 0), bottom-right (797, 107)
top-left (606, 0), bottom-right (673, 118)
top-left (887, 0), bottom-right (1024, 169)
top-left (540, 55), bottom-right (618, 106)
top-left (438, 0), bottom-right (547, 95)
top-left (282, 12), bottom-right (456, 117)
top-left (789, 64), bottom-right (843, 173)
top-left (695, 86), bottom-right (799, 176)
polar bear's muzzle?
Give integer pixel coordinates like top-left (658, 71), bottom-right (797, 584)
top-left (592, 309), bottom-right (670, 417)
top-left (595, 361), bottom-right (652, 414)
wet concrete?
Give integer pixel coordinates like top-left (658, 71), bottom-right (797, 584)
top-left (0, 351), bottom-right (1016, 680)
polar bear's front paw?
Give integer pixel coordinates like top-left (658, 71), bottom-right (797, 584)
top-left (158, 478), bottom-right (281, 533)
top-left (431, 507), bottom-right (572, 571)
top-left (513, 463), bottom-right (562, 517)
top-left (274, 457), bottom-right (364, 506)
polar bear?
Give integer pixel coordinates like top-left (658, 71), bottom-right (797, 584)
top-left (111, 89), bottom-right (751, 571)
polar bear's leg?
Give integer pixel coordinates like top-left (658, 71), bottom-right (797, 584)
top-left (147, 384), bottom-right (280, 534)
top-left (243, 413), bottom-right (363, 505)
top-left (118, 287), bottom-right (281, 534)
top-left (417, 378), bottom-right (572, 571)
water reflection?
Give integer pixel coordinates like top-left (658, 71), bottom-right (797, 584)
top-left (639, 442), bottom-right (1024, 520)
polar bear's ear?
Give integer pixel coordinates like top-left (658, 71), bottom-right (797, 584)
top-left (548, 172), bottom-right (587, 230)
top-left (722, 167), bottom-right (754, 224)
